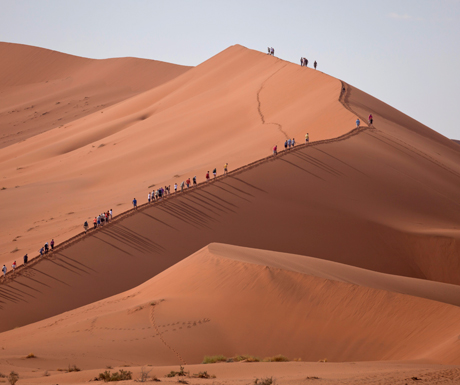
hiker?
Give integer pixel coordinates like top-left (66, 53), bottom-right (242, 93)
top-left (300, 57), bottom-right (303, 66)
top-left (44, 242), bottom-right (49, 253)
top-left (206, 171), bottom-right (210, 182)
top-left (213, 168), bottom-right (217, 178)
top-left (110, 209), bottom-right (113, 220)
top-left (314, 61), bottom-right (317, 70)
top-left (224, 163), bottom-right (228, 175)
top-left (39, 247), bottom-right (44, 256)
top-left (305, 58), bottom-right (308, 67)
top-left (267, 47), bottom-right (270, 54)
top-left (305, 133), bottom-right (309, 143)
top-left (12, 261), bottom-right (16, 272)
top-left (23, 254), bottom-right (28, 265)
top-left (292, 138), bottom-right (295, 147)
top-left (193, 176), bottom-right (197, 186)
top-left (356, 118), bottom-right (360, 127)
top-left (84, 221), bottom-right (89, 233)
top-left (2, 265), bottom-right (6, 277)
top-left (288, 138), bottom-right (292, 148)
top-left (100, 214), bottom-right (105, 226)
top-left (174, 183), bottom-right (178, 193)
top-left (148, 192), bottom-right (151, 203)
top-left (50, 239), bottom-right (54, 250)
top-left (368, 114), bottom-right (373, 125)
top-left (93, 217), bottom-right (97, 229)
top-left (105, 211), bottom-right (109, 223)
top-left (271, 47), bottom-right (274, 56)
top-left (186, 178), bottom-right (191, 188)
top-left (133, 198), bottom-right (137, 209)
top-left (273, 145), bottom-right (277, 155)
top-left (180, 181), bottom-right (185, 192)
top-left (284, 140), bottom-right (288, 150)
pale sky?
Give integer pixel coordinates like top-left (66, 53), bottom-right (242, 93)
top-left (1, 0), bottom-right (459, 139)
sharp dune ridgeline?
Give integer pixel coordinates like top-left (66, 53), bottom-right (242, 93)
top-left (1, 42), bottom-right (460, 377)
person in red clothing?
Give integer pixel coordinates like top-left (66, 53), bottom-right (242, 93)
top-left (273, 145), bottom-right (277, 155)
top-left (93, 217), bottom-right (97, 229)
top-left (368, 113), bottom-right (373, 125)
top-left (50, 239), bottom-right (55, 250)
top-left (186, 177), bottom-right (191, 188)
top-left (206, 171), bottom-right (210, 182)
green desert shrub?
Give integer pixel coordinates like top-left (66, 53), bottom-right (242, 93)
top-left (202, 355), bottom-right (227, 364)
top-left (98, 369), bottom-right (132, 382)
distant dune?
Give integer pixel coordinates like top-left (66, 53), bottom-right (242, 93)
top-left (0, 42), bottom-right (192, 148)
top-left (1, 244), bottom-right (459, 369)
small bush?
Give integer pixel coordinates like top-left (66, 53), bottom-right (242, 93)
top-left (98, 369), bottom-right (132, 382)
top-left (166, 366), bottom-right (188, 377)
top-left (263, 354), bottom-right (289, 362)
top-left (68, 364), bottom-right (80, 372)
top-left (0, 373), bottom-right (5, 378)
top-left (7, 372), bottom-right (19, 385)
top-left (233, 355), bottom-right (260, 362)
top-left (202, 355), bottom-right (227, 364)
top-left (135, 367), bottom-right (151, 382)
top-left (26, 353), bottom-right (36, 358)
top-left (192, 371), bottom-right (216, 379)
top-left (254, 377), bottom-right (274, 385)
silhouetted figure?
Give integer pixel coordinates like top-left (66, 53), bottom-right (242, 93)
top-left (23, 254), bottom-right (28, 265)
top-left (314, 61), bottom-right (317, 70)
top-left (84, 221), bottom-right (89, 233)
top-left (368, 114), bottom-right (373, 125)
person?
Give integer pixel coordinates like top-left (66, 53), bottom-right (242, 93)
top-left (271, 47), bottom-right (274, 56)
top-left (368, 113), bottom-right (373, 125)
top-left (84, 221), bottom-right (89, 233)
top-left (206, 171), bottom-right (210, 182)
top-left (273, 145), bottom-right (278, 155)
top-left (12, 261), bottom-right (16, 272)
top-left (314, 61), bottom-right (317, 70)
top-left (2, 265), bottom-right (6, 277)
top-left (105, 211), bottom-right (109, 223)
top-left (284, 140), bottom-right (288, 150)
top-left (267, 47), bottom-right (270, 55)
top-left (288, 138), bottom-right (292, 148)
top-left (174, 183), bottom-right (178, 193)
top-left (39, 247), bottom-right (44, 256)
top-left (23, 254), bottom-right (28, 265)
top-left (44, 242), bottom-right (49, 253)
top-left (224, 163), bottom-right (228, 175)
top-left (356, 118), bottom-right (360, 127)
top-left (93, 217), bottom-right (97, 229)
top-left (50, 239), bottom-right (54, 250)
top-left (300, 57), bottom-right (303, 66)
top-left (110, 209), bottom-right (113, 220)
top-left (193, 176), bottom-right (197, 186)
top-left (305, 58), bottom-right (308, 67)
top-left (213, 168), bottom-right (217, 178)
top-left (133, 198), bottom-right (137, 209)
top-left (100, 214), bottom-right (105, 226)
top-left (148, 192), bottom-right (151, 203)
top-left (305, 133), bottom-right (309, 143)
top-left (180, 181), bottom-right (185, 192)
top-left (185, 178), bottom-right (190, 188)
top-left (292, 138), bottom-right (296, 147)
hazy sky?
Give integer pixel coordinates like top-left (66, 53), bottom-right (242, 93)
top-left (1, 0), bottom-right (459, 139)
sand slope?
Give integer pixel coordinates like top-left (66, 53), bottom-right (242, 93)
top-left (0, 44), bottom-right (355, 267)
top-left (0, 42), bottom-right (191, 148)
top-left (1, 243), bottom-right (459, 370)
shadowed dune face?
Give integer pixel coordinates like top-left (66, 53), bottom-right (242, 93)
top-left (1, 113), bottom-right (460, 331)
top-left (1, 244), bottom-right (460, 368)
top-left (0, 42), bottom-right (192, 149)
top-left (0, 44), bottom-right (355, 267)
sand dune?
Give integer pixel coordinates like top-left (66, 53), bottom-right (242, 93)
top-left (0, 42), bottom-right (191, 149)
top-left (1, 243), bottom-right (459, 370)
top-left (0, 44), bottom-right (355, 268)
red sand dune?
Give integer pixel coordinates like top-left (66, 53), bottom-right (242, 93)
top-left (0, 44), bottom-right (355, 268)
top-left (1, 243), bottom-right (460, 370)
top-left (0, 42), bottom-right (191, 149)
top-left (1, 55), bottom-right (460, 331)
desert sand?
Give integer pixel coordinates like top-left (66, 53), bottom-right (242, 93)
top-left (1, 43), bottom-right (460, 384)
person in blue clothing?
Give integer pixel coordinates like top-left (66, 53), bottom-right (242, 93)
top-left (133, 198), bottom-right (137, 209)
top-left (356, 118), bottom-right (360, 127)
top-left (284, 140), bottom-right (288, 150)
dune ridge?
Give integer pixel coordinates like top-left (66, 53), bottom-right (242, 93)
top-left (1, 243), bottom-right (460, 369)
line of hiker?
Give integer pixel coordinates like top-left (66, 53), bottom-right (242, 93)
top-left (267, 47), bottom-right (275, 56)
top-left (86, 210), bottom-right (113, 232)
